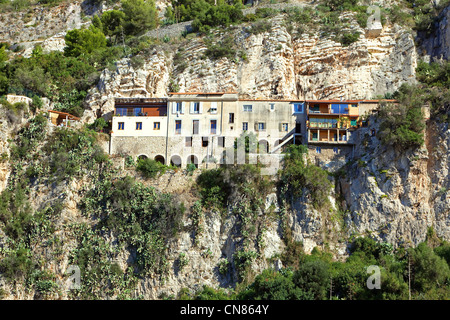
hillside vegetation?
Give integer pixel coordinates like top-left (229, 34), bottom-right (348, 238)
top-left (0, 0), bottom-right (450, 300)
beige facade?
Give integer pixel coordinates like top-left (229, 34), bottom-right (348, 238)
top-left (109, 94), bottom-right (385, 171)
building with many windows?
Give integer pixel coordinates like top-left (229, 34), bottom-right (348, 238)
top-left (110, 93), bottom-right (385, 170)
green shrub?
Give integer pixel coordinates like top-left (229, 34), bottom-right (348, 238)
top-left (416, 60), bottom-right (450, 88)
top-left (243, 13), bottom-right (257, 22)
top-left (0, 245), bottom-right (34, 281)
top-left (378, 84), bottom-right (426, 149)
top-left (255, 7), bottom-right (278, 19)
top-left (136, 158), bottom-right (166, 178)
top-left (238, 268), bottom-right (312, 300)
top-left (338, 32), bottom-right (360, 46)
top-left (247, 20), bottom-right (272, 35)
top-left (409, 242), bottom-right (450, 297)
top-left (196, 168), bottom-right (229, 209)
top-left (64, 26), bottom-right (107, 58)
top-left (186, 163), bottom-right (197, 175)
top-left (280, 145), bottom-right (332, 209)
top-left (178, 252), bottom-right (189, 271)
top-left (91, 117), bottom-right (108, 132)
top-left (204, 36), bottom-right (236, 60)
top-left (191, 3), bottom-right (244, 33)
top-left (121, 0), bottom-right (159, 35)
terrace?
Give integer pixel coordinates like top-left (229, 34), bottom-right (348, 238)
top-left (114, 98), bottom-right (168, 117)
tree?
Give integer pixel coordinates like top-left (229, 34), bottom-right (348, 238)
top-left (293, 260), bottom-right (330, 299)
top-left (64, 26), bottom-right (107, 57)
top-left (91, 117), bottom-right (108, 132)
top-left (280, 144), bottom-right (332, 208)
top-left (238, 269), bottom-right (313, 300)
top-left (100, 10), bottom-right (126, 43)
top-left (378, 84), bottom-right (426, 149)
top-left (0, 45), bottom-right (7, 64)
top-left (121, 0), bottom-right (159, 35)
top-left (409, 242), bottom-right (450, 297)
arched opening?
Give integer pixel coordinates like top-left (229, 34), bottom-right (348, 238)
top-left (187, 155), bottom-right (199, 168)
top-left (258, 139), bottom-right (269, 153)
top-left (137, 154), bottom-right (148, 160)
top-left (170, 155), bottom-right (182, 167)
top-left (154, 155), bottom-right (165, 165)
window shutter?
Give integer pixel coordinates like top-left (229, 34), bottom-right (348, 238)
top-left (199, 102), bottom-right (203, 114)
top-left (279, 123), bottom-right (283, 131)
top-left (254, 122), bottom-right (259, 131)
top-left (189, 102), bottom-right (194, 114)
top-left (172, 102), bottom-right (177, 114)
top-left (181, 102), bottom-right (185, 114)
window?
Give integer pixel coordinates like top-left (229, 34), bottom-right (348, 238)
top-left (173, 102), bottom-right (183, 114)
top-left (218, 137), bottom-right (225, 147)
top-left (331, 104), bottom-right (349, 114)
top-left (229, 113), bottom-right (234, 124)
top-left (316, 147), bottom-right (321, 154)
top-left (191, 102), bottom-right (200, 114)
top-left (270, 103), bottom-right (275, 111)
top-left (154, 122), bottom-right (160, 130)
top-left (243, 105), bottom-right (252, 112)
top-left (175, 120), bottom-right (182, 134)
top-left (186, 137), bottom-right (192, 147)
top-left (242, 122), bottom-right (248, 131)
top-left (193, 120), bottom-right (199, 135)
top-left (210, 120), bottom-right (217, 134)
top-left (202, 137), bottom-right (209, 147)
top-left (257, 122), bottom-right (266, 131)
top-left (281, 123), bottom-right (288, 132)
top-left (293, 103), bottom-right (304, 113)
top-left (310, 104), bottom-right (320, 113)
top-left (118, 122), bottom-right (124, 130)
top-left (116, 108), bottom-right (127, 116)
top-left (210, 102), bottom-right (218, 114)
top-left (136, 122), bottom-right (142, 130)
top-left (134, 108), bottom-right (143, 116)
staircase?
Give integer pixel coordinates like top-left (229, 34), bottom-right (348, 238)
top-left (270, 132), bottom-right (299, 154)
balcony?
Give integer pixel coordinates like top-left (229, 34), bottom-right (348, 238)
top-left (308, 131), bottom-right (355, 145)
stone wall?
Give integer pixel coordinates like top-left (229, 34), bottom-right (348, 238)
top-left (307, 144), bottom-right (354, 172)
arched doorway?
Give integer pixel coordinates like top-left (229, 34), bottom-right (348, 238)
top-left (137, 154), bottom-right (148, 160)
top-left (154, 155), bottom-right (165, 165)
top-left (170, 155), bottom-right (182, 167)
top-left (187, 155), bottom-right (199, 168)
top-left (258, 139), bottom-right (269, 153)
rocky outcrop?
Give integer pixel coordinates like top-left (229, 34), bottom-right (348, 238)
top-left (417, 4), bottom-right (450, 62)
top-left (83, 13), bottom-right (417, 122)
top-left (0, 2), bottom-right (85, 45)
top-left (338, 116), bottom-right (450, 248)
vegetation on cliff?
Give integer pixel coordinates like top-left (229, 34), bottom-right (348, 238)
top-left (1, 0), bottom-right (450, 301)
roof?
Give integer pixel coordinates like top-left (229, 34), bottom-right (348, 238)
top-left (168, 92), bottom-right (238, 95)
top-left (239, 98), bottom-right (305, 102)
top-left (47, 110), bottom-right (80, 120)
top-left (305, 99), bottom-right (398, 104)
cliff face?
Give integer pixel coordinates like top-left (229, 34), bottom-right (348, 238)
top-left (83, 13), bottom-right (418, 122)
top-left (417, 5), bottom-right (450, 61)
top-left (338, 116), bottom-right (450, 248)
top-left (1, 3), bottom-right (450, 300)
